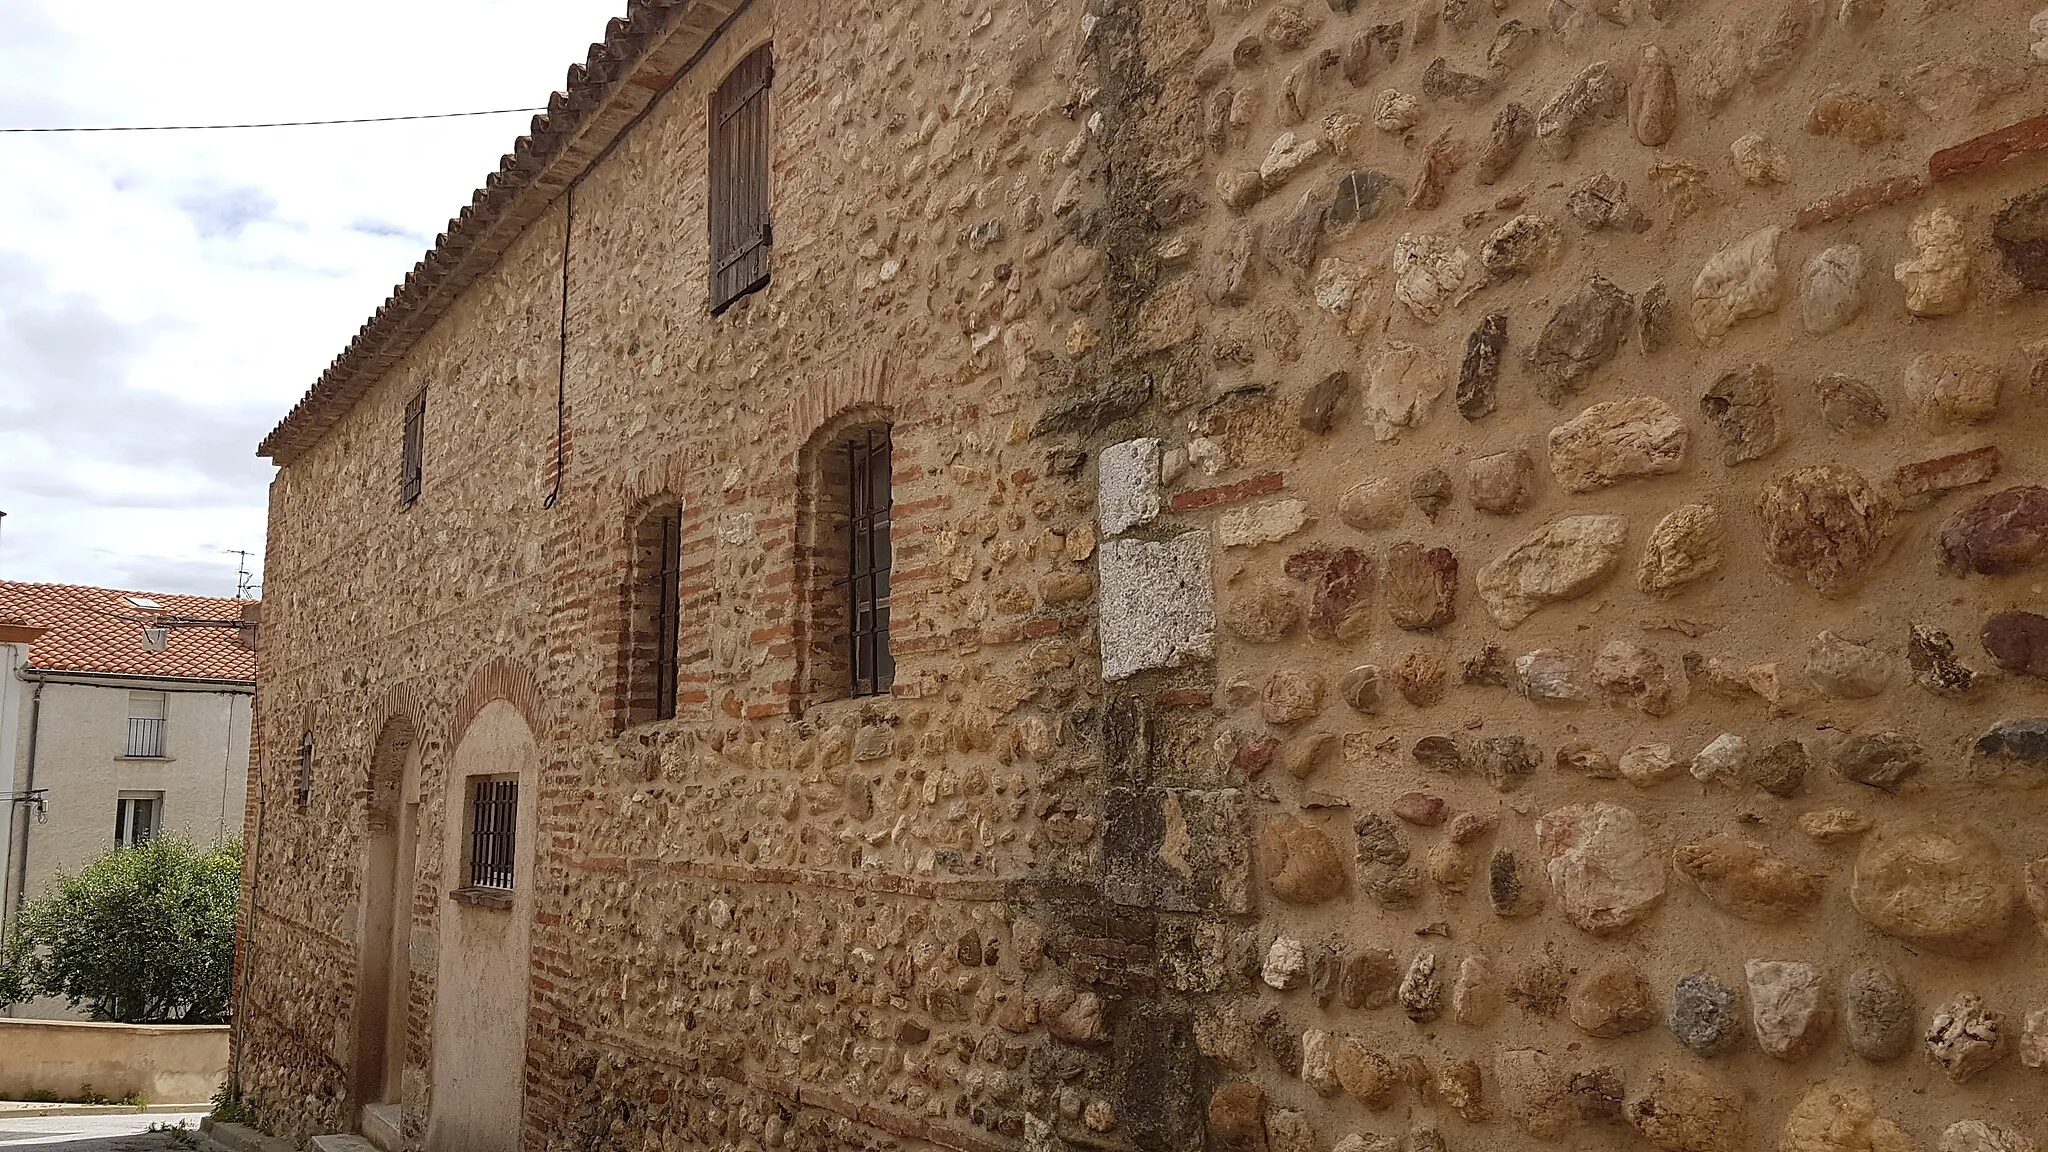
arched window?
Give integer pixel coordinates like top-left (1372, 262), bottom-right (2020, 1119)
top-left (623, 504), bottom-right (684, 724)
top-left (797, 417), bottom-right (893, 705)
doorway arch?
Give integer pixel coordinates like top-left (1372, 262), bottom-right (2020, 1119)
top-left (351, 712), bottom-right (421, 1142)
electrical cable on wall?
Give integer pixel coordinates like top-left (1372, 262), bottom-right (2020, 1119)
top-left (0, 108), bottom-right (546, 133)
top-left (543, 184), bottom-right (572, 511)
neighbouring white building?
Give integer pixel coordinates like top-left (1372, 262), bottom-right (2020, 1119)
top-left (1, 582), bottom-right (256, 1018)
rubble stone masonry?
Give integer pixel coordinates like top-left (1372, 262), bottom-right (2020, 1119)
top-left (242, 0), bottom-right (2048, 1148)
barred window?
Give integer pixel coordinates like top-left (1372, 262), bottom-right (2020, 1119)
top-left (797, 417), bottom-right (896, 710)
top-left (467, 778), bottom-right (517, 891)
top-left (709, 45), bottom-right (773, 314)
top-left (842, 427), bottom-right (893, 697)
top-left (626, 505), bottom-right (684, 724)
top-left (400, 388), bottom-right (426, 504)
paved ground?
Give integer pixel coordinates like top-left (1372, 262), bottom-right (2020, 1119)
top-left (0, 1114), bottom-right (205, 1150)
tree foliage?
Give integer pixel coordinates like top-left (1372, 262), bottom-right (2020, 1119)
top-left (0, 836), bottom-right (241, 1023)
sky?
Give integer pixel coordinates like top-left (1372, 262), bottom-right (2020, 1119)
top-left (0, 0), bottom-right (623, 598)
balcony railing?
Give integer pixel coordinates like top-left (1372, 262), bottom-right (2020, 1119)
top-left (126, 717), bottom-right (166, 758)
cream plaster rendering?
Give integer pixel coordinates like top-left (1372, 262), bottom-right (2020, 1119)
top-left (235, 0), bottom-right (2048, 1150)
top-left (6, 678), bottom-right (250, 1020)
top-left (1, 582), bottom-right (255, 1005)
top-left (8, 682), bottom-right (249, 896)
top-left (426, 700), bottom-right (535, 1152)
top-left (0, 1019), bottom-right (229, 1104)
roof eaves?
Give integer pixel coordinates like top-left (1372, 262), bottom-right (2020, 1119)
top-left (21, 666), bottom-right (257, 690)
top-left (257, 0), bottom-right (751, 465)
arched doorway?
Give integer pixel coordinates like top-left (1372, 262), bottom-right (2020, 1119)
top-left (426, 697), bottom-right (536, 1152)
top-left (352, 715), bottom-right (421, 1148)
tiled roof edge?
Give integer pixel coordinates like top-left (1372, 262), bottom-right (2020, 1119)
top-left (22, 666), bottom-right (256, 687)
top-left (257, 0), bottom-right (749, 465)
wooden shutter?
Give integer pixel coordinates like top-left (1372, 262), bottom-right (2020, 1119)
top-left (400, 388), bottom-right (425, 504)
top-left (709, 45), bottom-right (773, 313)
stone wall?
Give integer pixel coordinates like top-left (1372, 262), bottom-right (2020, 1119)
top-left (239, 0), bottom-right (2048, 1149)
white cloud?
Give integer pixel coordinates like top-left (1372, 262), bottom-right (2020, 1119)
top-left (0, 0), bottom-right (623, 596)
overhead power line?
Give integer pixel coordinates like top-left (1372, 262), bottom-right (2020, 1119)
top-left (0, 107), bottom-right (547, 133)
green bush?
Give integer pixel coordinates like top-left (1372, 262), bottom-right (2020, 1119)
top-left (0, 836), bottom-right (241, 1023)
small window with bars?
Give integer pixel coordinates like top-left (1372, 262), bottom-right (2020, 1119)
top-left (709, 44), bottom-right (773, 314)
top-left (125, 691), bottom-right (167, 758)
top-left (628, 506), bottom-right (684, 724)
top-left (842, 427), bottom-right (893, 697)
top-left (400, 388), bottom-right (426, 504)
top-left (466, 777), bottom-right (518, 891)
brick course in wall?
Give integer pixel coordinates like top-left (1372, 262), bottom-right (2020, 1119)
top-left (238, 1), bottom-right (2048, 1150)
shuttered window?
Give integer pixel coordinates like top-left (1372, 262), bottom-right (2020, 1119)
top-left (400, 388), bottom-right (426, 504)
top-left (709, 45), bottom-right (773, 314)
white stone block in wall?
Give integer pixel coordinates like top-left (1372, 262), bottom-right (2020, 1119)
top-left (1218, 498), bottom-right (1309, 548)
top-left (1098, 531), bottom-right (1214, 681)
top-left (1097, 438), bottom-right (1163, 536)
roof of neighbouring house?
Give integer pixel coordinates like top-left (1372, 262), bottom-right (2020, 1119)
top-left (0, 582), bottom-right (257, 683)
top-left (256, 0), bottom-right (748, 465)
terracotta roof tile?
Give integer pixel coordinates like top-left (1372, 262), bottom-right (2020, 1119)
top-left (0, 581), bottom-right (257, 683)
top-left (257, 0), bottom-right (748, 465)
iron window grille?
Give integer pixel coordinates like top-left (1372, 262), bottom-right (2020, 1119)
top-left (652, 509), bottom-right (683, 720)
top-left (126, 718), bottom-right (166, 758)
top-left (400, 388), bottom-right (426, 504)
top-left (467, 778), bottom-right (518, 891)
top-left (841, 427), bottom-right (894, 697)
top-left (709, 45), bottom-right (773, 314)
top-left (126, 692), bottom-right (167, 757)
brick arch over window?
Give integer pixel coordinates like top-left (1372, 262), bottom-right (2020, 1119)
top-left (614, 456), bottom-right (694, 530)
top-left (451, 658), bottom-right (546, 745)
top-left (793, 403), bottom-right (896, 712)
top-left (789, 350), bottom-right (887, 445)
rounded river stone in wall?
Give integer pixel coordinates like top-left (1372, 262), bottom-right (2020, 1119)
top-left (1670, 970), bottom-right (1740, 1056)
top-left (1260, 816), bottom-right (1350, 904)
top-left (1850, 822), bottom-right (2015, 958)
top-left (1675, 836), bottom-right (1824, 922)
top-left (1981, 611), bottom-right (2048, 679)
top-left (1623, 1064), bottom-right (1746, 1152)
top-left (1842, 965), bottom-right (1915, 1062)
top-left (1757, 465), bottom-right (1894, 596)
top-left (1537, 801), bottom-right (1666, 934)
top-left (1937, 486), bottom-right (2048, 576)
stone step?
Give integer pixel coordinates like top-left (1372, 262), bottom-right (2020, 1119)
top-left (197, 1118), bottom-right (296, 1152)
top-left (308, 1135), bottom-right (379, 1152)
top-left (360, 1102), bottom-right (402, 1152)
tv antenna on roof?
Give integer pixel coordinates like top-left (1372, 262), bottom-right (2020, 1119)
top-left (226, 549), bottom-right (259, 600)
